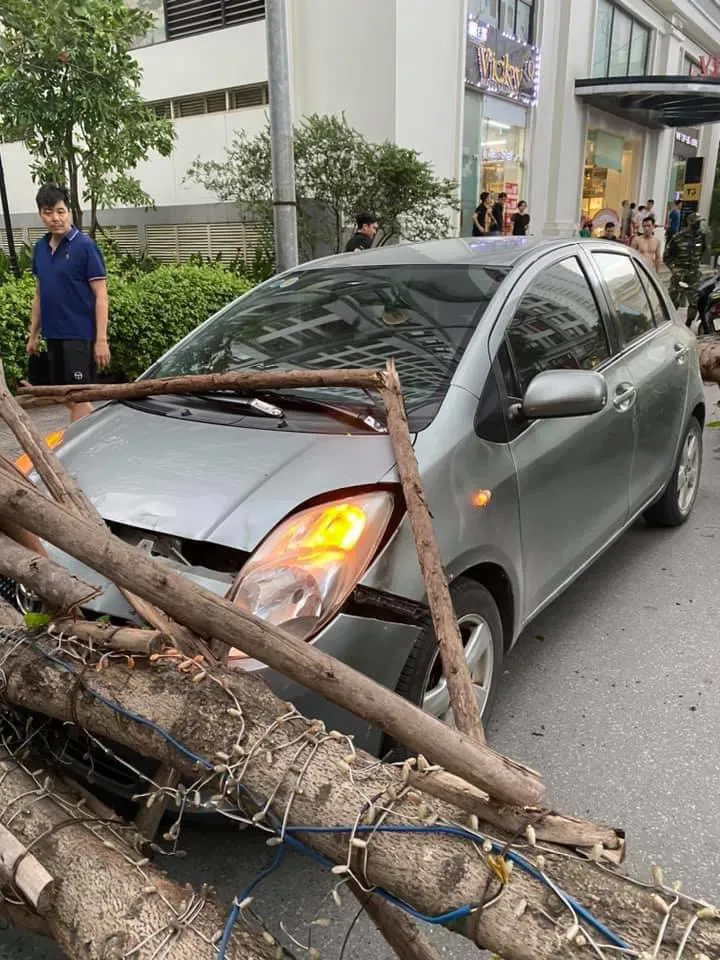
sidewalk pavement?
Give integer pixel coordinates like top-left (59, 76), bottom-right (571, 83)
top-left (0, 404), bottom-right (68, 461)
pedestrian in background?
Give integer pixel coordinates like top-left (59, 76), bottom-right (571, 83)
top-left (621, 201), bottom-right (632, 239)
top-left (603, 221), bottom-right (621, 242)
top-left (666, 199), bottom-right (682, 240)
top-left (632, 216), bottom-right (660, 272)
top-left (472, 192), bottom-right (496, 236)
top-left (512, 200), bottom-right (530, 235)
top-left (26, 183), bottom-right (109, 424)
top-left (664, 212), bottom-right (706, 327)
top-left (345, 212), bottom-right (378, 252)
top-left (491, 192), bottom-right (507, 234)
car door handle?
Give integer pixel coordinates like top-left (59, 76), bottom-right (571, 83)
top-left (674, 343), bottom-right (689, 363)
top-left (613, 383), bottom-right (637, 412)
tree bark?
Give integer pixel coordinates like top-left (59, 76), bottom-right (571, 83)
top-left (0, 597), bottom-right (23, 627)
top-left (0, 518), bottom-right (623, 856)
top-left (381, 360), bottom-right (485, 743)
top-left (0, 468), bottom-right (544, 807)
top-left (0, 370), bottom-right (95, 516)
top-left (359, 890), bottom-right (441, 960)
top-left (0, 532), bottom-right (100, 613)
top-left (17, 368), bottom-right (385, 404)
top-left (0, 749), bottom-right (274, 959)
top-left (1, 633), bottom-right (716, 960)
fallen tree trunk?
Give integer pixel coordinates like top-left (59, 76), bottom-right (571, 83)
top-left (0, 517), bottom-right (621, 853)
top-left (0, 745), bottom-right (275, 959)
top-left (16, 368), bottom-right (385, 405)
top-left (1, 632), bottom-right (716, 960)
top-left (0, 532), bottom-right (100, 613)
top-left (0, 467), bottom-right (543, 807)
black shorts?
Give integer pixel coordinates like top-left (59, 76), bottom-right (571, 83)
top-left (46, 339), bottom-right (96, 386)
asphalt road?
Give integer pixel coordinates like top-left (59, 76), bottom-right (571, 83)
top-left (0, 390), bottom-right (719, 958)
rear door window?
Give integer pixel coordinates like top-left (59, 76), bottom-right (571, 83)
top-left (505, 256), bottom-right (611, 393)
top-left (593, 253), bottom-right (655, 345)
top-left (635, 263), bottom-right (670, 325)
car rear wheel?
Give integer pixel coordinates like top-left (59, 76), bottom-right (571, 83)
top-left (382, 579), bottom-right (504, 758)
top-left (644, 417), bottom-right (702, 528)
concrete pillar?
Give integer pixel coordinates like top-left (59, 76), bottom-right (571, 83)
top-left (699, 123), bottom-right (720, 224)
top-left (531, 0), bottom-right (596, 234)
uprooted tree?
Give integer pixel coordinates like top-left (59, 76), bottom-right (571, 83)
top-left (0, 365), bottom-right (717, 960)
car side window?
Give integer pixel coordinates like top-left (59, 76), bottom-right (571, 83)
top-left (505, 256), bottom-right (611, 394)
top-left (593, 253), bottom-right (655, 345)
top-left (635, 263), bottom-right (670, 325)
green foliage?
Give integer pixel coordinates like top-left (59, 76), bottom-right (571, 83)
top-left (0, 244), bottom-right (34, 286)
top-left (106, 264), bottom-right (252, 381)
top-left (0, 274), bottom-right (36, 387)
top-left (187, 113), bottom-right (458, 256)
top-left (0, 0), bottom-right (175, 232)
top-left (0, 264), bottom-right (252, 388)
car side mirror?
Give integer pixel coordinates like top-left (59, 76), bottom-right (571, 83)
top-left (516, 369), bottom-right (608, 420)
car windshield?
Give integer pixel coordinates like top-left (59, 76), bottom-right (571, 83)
top-left (146, 263), bottom-right (508, 428)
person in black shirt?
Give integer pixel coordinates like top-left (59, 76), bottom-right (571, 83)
top-left (472, 192), bottom-right (495, 236)
top-left (511, 200), bottom-right (530, 236)
top-left (490, 192), bottom-right (507, 235)
top-left (345, 212), bottom-right (378, 252)
top-left (603, 221), bottom-right (621, 242)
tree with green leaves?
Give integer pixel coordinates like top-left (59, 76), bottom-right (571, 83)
top-left (0, 0), bottom-right (174, 235)
top-left (187, 113), bottom-right (458, 258)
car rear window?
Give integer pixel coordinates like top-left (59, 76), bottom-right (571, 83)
top-left (146, 264), bottom-right (508, 429)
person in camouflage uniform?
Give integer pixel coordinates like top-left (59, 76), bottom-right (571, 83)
top-left (664, 212), bottom-right (707, 327)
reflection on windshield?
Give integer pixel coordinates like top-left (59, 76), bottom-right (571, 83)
top-left (147, 264), bottom-right (508, 427)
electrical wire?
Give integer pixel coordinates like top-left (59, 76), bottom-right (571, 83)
top-left (17, 640), bottom-right (631, 956)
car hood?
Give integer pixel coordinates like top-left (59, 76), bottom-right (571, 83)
top-left (54, 402), bottom-right (398, 551)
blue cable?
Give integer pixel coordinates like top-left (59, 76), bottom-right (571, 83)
top-left (27, 639), bottom-right (214, 770)
top-left (217, 845), bottom-right (285, 959)
top-left (25, 642), bottom-right (630, 952)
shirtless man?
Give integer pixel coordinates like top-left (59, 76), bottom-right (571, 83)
top-left (631, 216), bottom-right (660, 272)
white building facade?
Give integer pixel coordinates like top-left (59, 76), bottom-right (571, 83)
top-left (2, 0), bottom-right (720, 257)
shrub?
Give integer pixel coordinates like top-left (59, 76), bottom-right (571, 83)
top-left (0, 264), bottom-right (253, 388)
top-left (107, 263), bottom-right (253, 381)
top-left (0, 275), bottom-right (36, 386)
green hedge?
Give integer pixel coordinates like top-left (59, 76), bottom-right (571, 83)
top-left (0, 264), bottom-right (253, 388)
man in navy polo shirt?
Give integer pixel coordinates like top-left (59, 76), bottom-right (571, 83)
top-left (27, 184), bottom-right (110, 423)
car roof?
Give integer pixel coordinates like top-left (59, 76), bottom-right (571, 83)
top-left (300, 235), bottom-right (616, 272)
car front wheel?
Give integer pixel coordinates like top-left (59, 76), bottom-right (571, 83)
top-left (384, 579), bottom-right (504, 757)
top-left (644, 417), bottom-right (702, 528)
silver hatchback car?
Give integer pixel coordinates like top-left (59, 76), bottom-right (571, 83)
top-left (13, 236), bottom-right (703, 776)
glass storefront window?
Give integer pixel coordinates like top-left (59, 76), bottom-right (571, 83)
top-left (591, 1), bottom-right (612, 77)
top-left (628, 25), bottom-right (648, 75)
top-left (469, 0), bottom-right (499, 27)
top-left (500, 0), bottom-right (515, 33)
top-left (608, 8), bottom-right (631, 77)
top-left (515, 1), bottom-right (532, 42)
top-left (592, 0), bottom-right (650, 78)
top-left (461, 91), bottom-right (527, 235)
top-left (582, 128), bottom-right (641, 233)
top-left (470, 0), bottom-right (534, 42)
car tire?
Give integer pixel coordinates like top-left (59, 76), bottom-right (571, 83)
top-left (644, 417), bottom-right (702, 528)
top-left (381, 578), bottom-right (504, 759)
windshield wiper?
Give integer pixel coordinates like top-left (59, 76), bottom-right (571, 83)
top-left (191, 393), bottom-right (285, 418)
top-left (255, 390), bottom-right (387, 434)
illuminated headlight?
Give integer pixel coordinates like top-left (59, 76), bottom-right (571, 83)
top-left (232, 491), bottom-right (395, 641)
